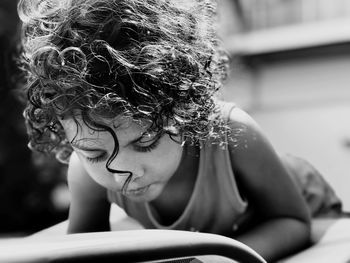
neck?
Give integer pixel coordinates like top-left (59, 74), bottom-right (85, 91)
top-left (149, 141), bottom-right (200, 225)
top-left (151, 140), bottom-right (200, 205)
top-left (172, 141), bottom-right (199, 183)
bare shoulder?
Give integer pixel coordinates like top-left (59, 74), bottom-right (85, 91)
top-left (67, 151), bottom-right (85, 182)
top-left (227, 107), bottom-right (260, 130)
top-left (225, 106), bottom-right (283, 182)
top-left (67, 152), bottom-right (111, 233)
top-left (67, 151), bottom-right (107, 201)
top-left (225, 106), bottom-right (311, 224)
top-left (225, 106), bottom-right (267, 148)
top-left (67, 151), bottom-right (90, 189)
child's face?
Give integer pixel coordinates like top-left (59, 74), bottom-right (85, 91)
top-left (61, 116), bottom-right (183, 202)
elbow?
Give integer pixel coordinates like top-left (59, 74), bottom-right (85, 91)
top-left (291, 202), bottom-right (312, 246)
top-left (290, 212), bottom-right (313, 251)
top-left (299, 217), bottom-right (312, 248)
top-left (300, 208), bottom-right (312, 244)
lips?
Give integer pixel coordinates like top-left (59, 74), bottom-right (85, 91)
top-left (124, 185), bottom-right (150, 196)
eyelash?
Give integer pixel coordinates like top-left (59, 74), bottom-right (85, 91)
top-left (133, 138), bottom-right (160, 153)
top-left (85, 138), bottom-right (161, 164)
top-left (85, 153), bottom-right (108, 164)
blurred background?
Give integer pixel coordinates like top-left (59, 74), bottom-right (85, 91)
top-left (0, 0), bottom-right (68, 237)
top-left (0, 0), bottom-right (349, 237)
top-left (218, 0), bottom-right (350, 212)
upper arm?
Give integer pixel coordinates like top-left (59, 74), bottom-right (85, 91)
top-left (67, 151), bottom-right (111, 233)
top-left (227, 108), bottom-right (310, 223)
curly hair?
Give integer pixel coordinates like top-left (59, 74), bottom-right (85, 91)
top-left (18, 0), bottom-right (229, 163)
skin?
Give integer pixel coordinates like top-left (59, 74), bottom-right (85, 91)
top-left (227, 108), bottom-right (311, 261)
top-left (62, 117), bottom-right (184, 203)
top-left (62, 116), bottom-right (192, 232)
top-left (62, 107), bottom-right (311, 262)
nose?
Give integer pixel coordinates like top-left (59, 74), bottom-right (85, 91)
top-left (111, 171), bottom-right (132, 190)
top-left (106, 151), bottom-right (144, 183)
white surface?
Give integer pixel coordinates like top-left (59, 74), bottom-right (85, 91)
top-left (20, 210), bottom-right (350, 262)
top-left (280, 218), bottom-right (350, 263)
top-left (29, 204), bottom-right (143, 238)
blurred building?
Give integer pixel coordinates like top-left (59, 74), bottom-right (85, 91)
top-left (218, 0), bottom-right (350, 211)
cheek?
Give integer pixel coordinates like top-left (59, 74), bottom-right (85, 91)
top-left (150, 139), bottom-right (183, 174)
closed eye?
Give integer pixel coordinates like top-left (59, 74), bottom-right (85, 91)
top-left (132, 132), bottom-right (163, 153)
top-left (133, 138), bottom-right (160, 153)
top-left (84, 152), bottom-right (108, 163)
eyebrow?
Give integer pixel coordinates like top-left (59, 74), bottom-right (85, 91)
top-left (70, 141), bottom-right (105, 152)
top-left (70, 133), bottom-right (147, 152)
top-left (124, 131), bottom-right (161, 146)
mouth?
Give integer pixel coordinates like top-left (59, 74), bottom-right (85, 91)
top-left (123, 185), bottom-right (150, 197)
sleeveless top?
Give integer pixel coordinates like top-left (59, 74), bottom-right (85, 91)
top-left (107, 101), bottom-right (250, 237)
top-left (107, 101), bottom-right (343, 235)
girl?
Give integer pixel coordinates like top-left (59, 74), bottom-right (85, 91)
top-left (18, 0), bottom-right (342, 261)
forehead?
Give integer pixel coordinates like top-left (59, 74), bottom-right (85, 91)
top-left (60, 116), bottom-right (149, 145)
